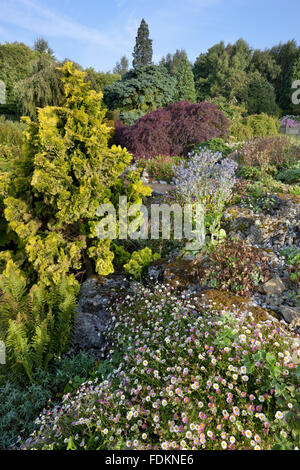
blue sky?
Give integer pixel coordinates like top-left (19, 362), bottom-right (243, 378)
top-left (0, 0), bottom-right (299, 71)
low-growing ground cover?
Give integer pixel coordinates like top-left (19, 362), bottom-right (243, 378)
top-left (0, 351), bottom-right (96, 450)
top-left (21, 285), bottom-right (300, 450)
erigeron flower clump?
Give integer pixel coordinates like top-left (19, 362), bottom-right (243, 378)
top-left (23, 285), bottom-right (299, 451)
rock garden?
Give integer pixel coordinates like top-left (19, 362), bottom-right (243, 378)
top-left (0, 34), bottom-right (299, 452)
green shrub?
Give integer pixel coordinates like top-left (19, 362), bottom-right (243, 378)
top-left (245, 114), bottom-right (280, 137)
top-left (207, 97), bottom-right (247, 121)
top-left (124, 247), bottom-right (160, 279)
top-left (229, 119), bottom-right (253, 142)
top-left (280, 247), bottom-right (300, 284)
top-left (276, 162), bottom-right (300, 184)
top-left (22, 285), bottom-right (300, 450)
top-left (230, 113), bottom-right (280, 142)
top-left (0, 117), bottom-right (24, 173)
top-left (237, 165), bottom-right (264, 181)
top-left (104, 65), bottom-right (176, 113)
top-left (0, 61), bottom-right (151, 288)
top-left (240, 73), bottom-right (279, 116)
top-left (239, 182), bottom-right (278, 213)
top-left (138, 156), bottom-right (184, 183)
top-left (0, 116), bottom-right (25, 146)
top-left (119, 110), bottom-right (144, 126)
top-left (192, 138), bottom-right (233, 157)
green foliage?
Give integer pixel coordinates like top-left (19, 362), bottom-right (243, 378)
top-left (123, 247), bottom-right (160, 279)
top-left (281, 247), bottom-right (300, 267)
top-left (113, 56), bottom-right (129, 76)
top-left (250, 49), bottom-right (281, 83)
top-left (193, 39), bottom-right (252, 102)
top-left (244, 113), bottom-right (280, 136)
top-left (228, 119), bottom-right (253, 142)
top-left (239, 181), bottom-right (278, 213)
top-left (138, 155), bottom-right (183, 183)
top-left (276, 162), bottom-right (300, 184)
top-left (132, 19), bottom-right (153, 68)
top-left (0, 116), bottom-right (25, 146)
top-left (104, 65), bottom-right (176, 113)
top-left (0, 261), bottom-right (77, 381)
top-left (111, 243), bottom-right (131, 266)
top-left (119, 109), bottom-right (144, 126)
top-left (192, 138), bottom-right (232, 156)
top-left (33, 38), bottom-right (55, 57)
top-left (159, 50), bottom-right (186, 76)
top-left (174, 51), bottom-right (196, 102)
top-left (241, 72), bottom-right (279, 115)
top-left (286, 54), bottom-right (300, 115)
top-left (84, 68), bottom-right (121, 93)
top-left (230, 113), bottom-right (280, 141)
top-left (271, 40), bottom-right (299, 112)
top-left (0, 62), bottom-right (149, 286)
top-left (0, 42), bottom-right (38, 107)
top-left (280, 247), bottom-right (300, 284)
top-left (0, 351), bottom-right (95, 449)
top-left (0, 118), bottom-right (25, 249)
top-left (0, 80), bottom-right (5, 105)
top-left (207, 96), bottom-right (247, 121)
top-left (14, 55), bottom-right (65, 119)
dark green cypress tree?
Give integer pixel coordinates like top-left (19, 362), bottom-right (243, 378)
top-left (132, 19), bottom-right (153, 68)
top-left (174, 51), bottom-right (196, 102)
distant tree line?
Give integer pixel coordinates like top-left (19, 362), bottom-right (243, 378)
top-left (0, 19), bottom-right (299, 121)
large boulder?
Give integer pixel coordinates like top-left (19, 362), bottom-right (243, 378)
top-left (74, 275), bottom-right (130, 355)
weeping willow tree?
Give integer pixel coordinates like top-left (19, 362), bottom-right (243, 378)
top-left (15, 55), bottom-right (64, 119)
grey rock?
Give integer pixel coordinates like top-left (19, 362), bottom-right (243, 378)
top-left (147, 259), bottom-right (167, 282)
top-left (280, 306), bottom-right (300, 324)
top-left (262, 276), bottom-right (286, 295)
top-left (74, 276), bottom-right (129, 353)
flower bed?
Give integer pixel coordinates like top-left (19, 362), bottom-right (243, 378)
top-left (23, 285), bottom-right (299, 451)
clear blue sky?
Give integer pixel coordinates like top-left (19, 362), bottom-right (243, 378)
top-left (0, 0), bottom-right (299, 71)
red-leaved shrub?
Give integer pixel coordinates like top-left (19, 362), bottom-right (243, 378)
top-left (112, 101), bottom-right (229, 159)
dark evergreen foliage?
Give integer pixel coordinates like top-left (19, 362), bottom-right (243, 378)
top-left (132, 19), bottom-right (153, 68)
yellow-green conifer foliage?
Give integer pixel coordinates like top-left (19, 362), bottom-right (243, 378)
top-left (1, 62), bottom-right (151, 286)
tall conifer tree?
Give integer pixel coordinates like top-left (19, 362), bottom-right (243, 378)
top-left (132, 19), bottom-right (153, 68)
top-left (174, 51), bottom-right (196, 102)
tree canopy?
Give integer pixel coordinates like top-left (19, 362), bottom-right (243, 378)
top-left (104, 65), bottom-right (176, 113)
top-left (0, 42), bottom-right (38, 106)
